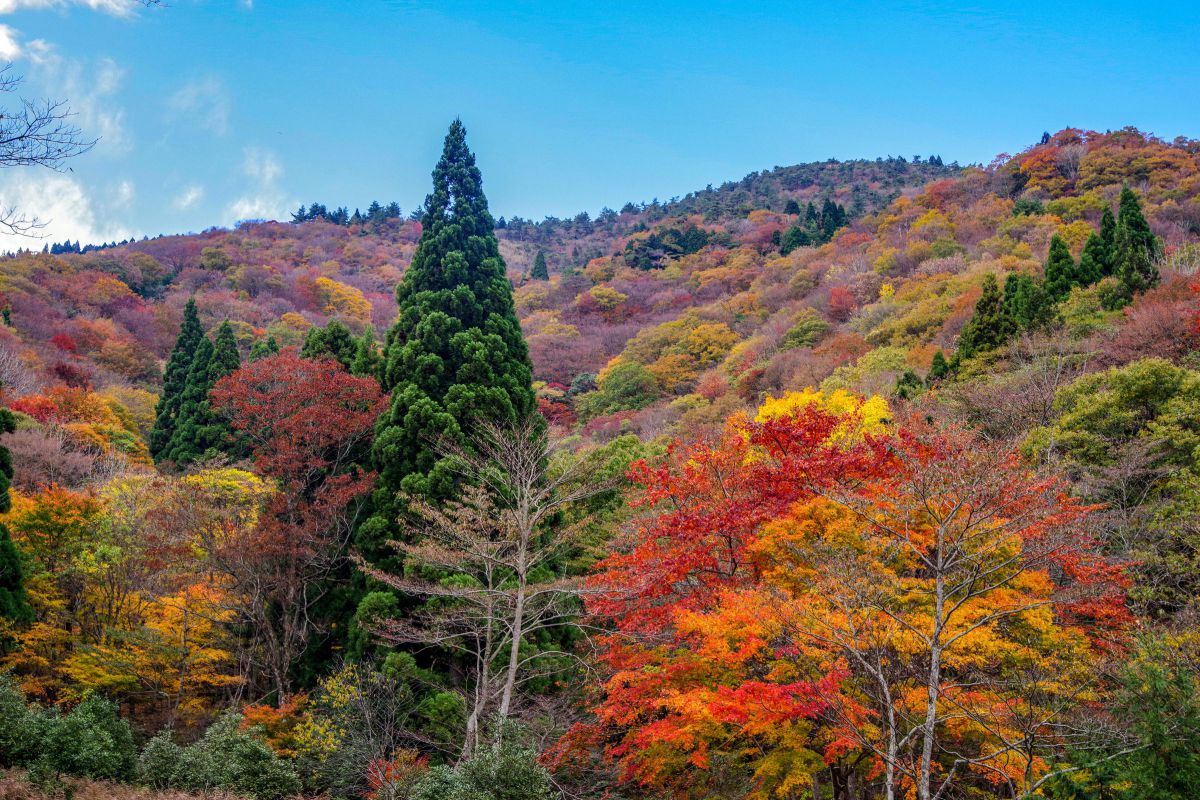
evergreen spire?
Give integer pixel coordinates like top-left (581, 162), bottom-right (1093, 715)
top-left (150, 298), bottom-right (203, 462)
top-left (531, 250), bottom-right (549, 281)
top-left (1099, 207), bottom-right (1117, 274)
top-left (1078, 232), bottom-right (1108, 285)
top-left (1043, 234), bottom-right (1078, 302)
top-left (358, 120), bottom-right (535, 568)
top-left (1003, 272), bottom-right (1054, 330)
top-left (350, 328), bottom-right (382, 379)
top-left (956, 273), bottom-right (1015, 360)
top-left (0, 406), bottom-right (30, 626)
top-left (163, 321), bottom-right (242, 467)
top-left (1114, 186), bottom-right (1161, 297)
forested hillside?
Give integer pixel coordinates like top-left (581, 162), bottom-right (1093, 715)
top-left (1, 125), bottom-right (1199, 800)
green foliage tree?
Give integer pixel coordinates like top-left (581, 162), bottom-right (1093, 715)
top-left (530, 250), bottom-right (549, 280)
top-left (301, 319), bottom-right (358, 369)
top-left (1113, 187), bottom-right (1161, 298)
top-left (163, 320), bottom-right (242, 467)
top-left (1044, 234), bottom-right (1080, 301)
top-left (956, 273), bottom-right (1016, 360)
top-left (926, 350), bottom-right (951, 385)
top-left (1100, 204), bottom-right (1117, 258)
top-left (1003, 271), bottom-right (1055, 330)
top-left (1078, 232), bottom-right (1109, 284)
top-left (350, 327), bottom-right (383, 379)
top-left (0, 406), bottom-right (29, 626)
top-left (358, 120), bottom-right (535, 568)
top-left (150, 298), bottom-right (203, 461)
top-left (248, 334), bottom-right (279, 361)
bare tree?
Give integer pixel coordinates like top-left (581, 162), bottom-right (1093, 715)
top-left (0, 0), bottom-right (163, 235)
top-left (361, 419), bottom-right (614, 759)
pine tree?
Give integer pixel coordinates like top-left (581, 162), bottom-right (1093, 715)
top-left (358, 120), bottom-right (535, 568)
top-left (150, 299), bottom-right (203, 462)
top-left (1078, 232), bottom-right (1108, 286)
top-left (0, 407), bottom-right (30, 626)
top-left (1099, 205), bottom-right (1117, 272)
top-left (1043, 234), bottom-right (1079, 302)
top-left (926, 350), bottom-right (951, 385)
top-left (1114, 187), bottom-right (1161, 296)
top-left (350, 328), bottom-right (382, 379)
top-left (1003, 272), bottom-right (1054, 330)
top-left (248, 335), bottom-right (279, 361)
top-left (301, 319), bottom-right (358, 370)
top-left (164, 321), bottom-right (242, 467)
top-left (957, 273), bottom-right (1015, 360)
top-left (530, 250), bottom-right (549, 281)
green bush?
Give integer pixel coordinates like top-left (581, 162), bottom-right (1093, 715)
top-left (0, 673), bottom-right (38, 767)
top-left (151, 714), bottom-right (301, 800)
top-left (410, 727), bottom-right (556, 800)
top-left (43, 694), bottom-right (137, 782)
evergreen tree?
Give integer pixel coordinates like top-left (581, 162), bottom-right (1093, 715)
top-left (1003, 272), bottom-right (1054, 330)
top-left (530, 250), bottom-right (549, 280)
top-left (1114, 187), bottom-right (1161, 296)
top-left (783, 199), bottom-right (801, 215)
top-left (1099, 206), bottom-right (1117, 270)
top-left (164, 321), bottom-right (242, 467)
top-left (956, 273), bottom-right (1016, 360)
top-left (1043, 234), bottom-right (1079, 302)
top-left (358, 120), bottom-right (535, 568)
top-left (0, 406), bottom-right (30, 627)
top-left (248, 335), bottom-right (279, 361)
top-left (350, 328), bottom-right (382, 379)
top-left (1078, 232), bottom-right (1109, 286)
top-left (150, 299), bottom-right (203, 462)
top-left (926, 350), bottom-right (951, 385)
top-left (301, 319), bottom-right (358, 370)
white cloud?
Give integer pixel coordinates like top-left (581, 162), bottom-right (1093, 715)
top-left (24, 42), bottom-right (129, 154)
top-left (167, 76), bottom-right (231, 136)
top-left (226, 146), bottom-right (290, 223)
top-left (172, 184), bottom-right (204, 211)
top-left (0, 23), bottom-right (20, 59)
top-left (110, 178), bottom-right (134, 208)
top-left (0, 0), bottom-right (147, 17)
top-left (0, 172), bottom-right (132, 252)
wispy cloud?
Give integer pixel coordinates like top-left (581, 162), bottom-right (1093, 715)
top-left (0, 172), bottom-right (133, 252)
top-left (0, 23), bottom-right (20, 59)
top-left (24, 40), bottom-right (129, 154)
top-left (172, 184), bottom-right (204, 211)
top-left (167, 75), bottom-right (231, 136)
top-left (0, 0), bottom-right (150, 17)
top-left (226, 146), bottom-right (290, 223)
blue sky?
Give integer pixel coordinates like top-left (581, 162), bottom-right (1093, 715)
top-left (0, 0), bottom-right (1196, 248)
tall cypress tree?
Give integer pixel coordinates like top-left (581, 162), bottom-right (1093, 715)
top-left (150, 299), bottom-right (202, 462)
top-left (301, 319), bottom-right (358, 370)
top-left (358, 120), bottom-right (535, 567)
top-left (1003, 272), bottom-right (1054, 330)
top-left (1043, 234), bottom-right (1079, 302)
top-left (164, 321), bottom-right (242, 467)
top-left (1078, 232), bottom-right (1108, 286)
top-left (1099, 206), bottom-right (1117, 273)
top-left (0, 406), bottom-right (30, 627)
top-left (957, 273), bottom-right (1015, 360)
top-left (530, 250), bottom-right (549, 281)
top-left (1114, 186), bottom-right (1161, 296)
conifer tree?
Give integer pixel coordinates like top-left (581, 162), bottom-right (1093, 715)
top-left (350, 328), bottom-right (382, 379)
top-left (358, 120), bottom-right (535, 568)
top-left (1099, 206), bottom-right (1117, 271)
top-left (1003, 272), bottom-right (1054, 330)
top-left (530, 250), bottom-right (549, 281)
top-left (164, 321), bottom-right (242, 467)
top-left (150, 298), bottom-right (202, 462)
top-left (301, 319), bottom-right (358, 370)
top-left (248, 335), bottom-right (279, 361)
top-left (1078, 232), bottom-right (1108, 286)
top-left (956, 273), bottom-right (1015, 360)
top-left (0, 406), bottom-right (30, 626)
top-left (1043, 234), bottom-right (1079, 302)
top-left (1114, 187), bottom-right (1161, 296)
top-left (926, 350), bottom-right (951, 385)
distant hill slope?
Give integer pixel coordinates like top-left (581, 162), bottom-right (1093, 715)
top-left (0, 127), bottom-right (1196, 478)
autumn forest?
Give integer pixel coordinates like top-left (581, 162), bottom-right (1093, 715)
top-left (0, 109), bottom-right (1199, 800)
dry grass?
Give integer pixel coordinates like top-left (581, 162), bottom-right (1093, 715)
top-left (0, 770), bottom-right (249, 800)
